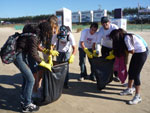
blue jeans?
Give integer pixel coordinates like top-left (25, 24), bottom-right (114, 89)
top-left (56, 51), bottom-right (70, 86)
top-left (78, 48), bottom-right (95, 77)
top-left (14, 52), bottom-right (35, 106)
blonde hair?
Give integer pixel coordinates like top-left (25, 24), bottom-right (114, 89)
top-left (47, 15), bottom-right (59, 34)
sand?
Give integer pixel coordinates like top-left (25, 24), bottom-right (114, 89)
top-left (0, 27), bottom-right (150, 113)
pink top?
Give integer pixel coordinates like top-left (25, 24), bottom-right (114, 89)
top-left (113, 56), bottom-right (127, 84)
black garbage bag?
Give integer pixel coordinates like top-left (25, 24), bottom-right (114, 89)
top-left (35, 61), bottom-right (68, 106)
top-left (92, 57), bottom-right (114, 90)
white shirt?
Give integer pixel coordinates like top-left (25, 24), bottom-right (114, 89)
top-left (124, 35), bottom-right (146, 53)
top-left (51, 33), bottom-right (76, 52)
top-left (97, 23), bottom-right (118, 48)
top-left (79, 28), bottom-right (98, 49)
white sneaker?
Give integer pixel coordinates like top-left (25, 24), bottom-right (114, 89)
top-left (22, 103), bottom-right (39, 112)
top-left (120, 88), bottom-right (134, 96)
top-left (128, 95), bottom-right (142, 105)
top-left (131, 87), bottom-right (135, 92)
top-left (78, 77), bottom-right (84, 81)
top-left (123, 83), bottom-right (128, 87)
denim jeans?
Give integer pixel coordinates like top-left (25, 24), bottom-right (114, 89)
top-left (78, 48), bottom-right (95, 77)
top-left (56, 51), bottom-right (70, 86)
top-left (14, 52), bottom-right (35, 106)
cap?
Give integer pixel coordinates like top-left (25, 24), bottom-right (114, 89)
top-left (101, 16), bottom-right (110, 23)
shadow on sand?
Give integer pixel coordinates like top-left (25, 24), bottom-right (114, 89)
top-left (0, 73), bottom-right (22, 112)
top-left (0, 72), bottom-right (126, 112)
top-left (63, 72), bottom-right (127, 102)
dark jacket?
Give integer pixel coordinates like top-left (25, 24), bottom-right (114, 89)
top-left (16, 35), bottom-right (42, 63)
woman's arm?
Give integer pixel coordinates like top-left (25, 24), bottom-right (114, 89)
top-left (71, 45), bottom-right (76, 55)
top-left (128, 50), bottom-right (134, 54)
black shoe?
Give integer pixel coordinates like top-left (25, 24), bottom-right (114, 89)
top-left (84, 76), bottom-right (89, 80)
top-left (22, 103), bottom-right (39, 112)
top-left (90, 76), bottom-right (96, 81)
top-left (20, 101), bottom-right (24, 108)
top-left (78, 77), bottom-right (84, 81)
top-left (113, 77), bottom-right (120, 82)
top-left (63, 84), bottom-right (70, 89)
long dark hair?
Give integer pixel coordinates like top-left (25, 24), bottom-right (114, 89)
top-left (23, 23), bottom-right (40, 36)
top-left (109, 29), bottom-right (127, 57)
top-left (38, 21), bottom-right (52, 49)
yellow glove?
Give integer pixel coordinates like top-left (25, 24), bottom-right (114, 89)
top-left (39, 61), bottom-right (52, 71)
top-left (93, 50), bottom-right (99, 57)
top-left (48, 55), bottom-right (53, 67)
top-left (105, 50), bottom-right (115, 60)
top-left (69, 54), bottom-right (75, 64)
top-left (50, 50), bottom-right (59, 56)
top-left (84, 48), bottom-right (93, 59)
top-left (42, 48), bottom-right (49, 54)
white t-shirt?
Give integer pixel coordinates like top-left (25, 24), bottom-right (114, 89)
top-left (79, 28), bottom-right (98, 49)
top-left (124, 35), bottom-right (146, 53)
top-left (51, 33), bottom-right (76, 52)
top-left (97, 23), bottom-right (118, 48)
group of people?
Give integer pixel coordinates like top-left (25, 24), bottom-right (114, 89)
top-left (14, 15), bottom-right (59, 112)
top-left (14, 14), bottom-right (77, 112)
top-left (12, 15), bottom-right (148, 112)
top-left (78, 16), bottom-right (148, 105)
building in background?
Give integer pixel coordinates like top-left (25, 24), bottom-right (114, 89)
top-left (72, 11), bottom-right (81, 23)
top-left (81, 10), bottom-right (93, 23)
top-left (56, 7), bottom-right (127, 30)
top-left (93, 9), bottom-right (107, 22)
top-left (56, 8), bottom-right (72, 31)
top-left (72, 9), bottom-right (107, 23)
top-left (111, 8), bottom-right (127, 30)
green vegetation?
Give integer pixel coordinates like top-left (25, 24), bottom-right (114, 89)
top-left (14, 25), bottom-right (24, 30)
top-left (0, 14), bottom-right (51, 24)
top-left (127, 24), bottom-right (150, 31)
top-left (1, 23), bottom-right (150, 31)
top-left (72, 23), bottom-right (150, 31)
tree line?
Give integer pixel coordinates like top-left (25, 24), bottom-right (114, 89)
top-left (108, 7), bottom-right (139, 16)
top-left (0, 14), bottom-right (51, 24)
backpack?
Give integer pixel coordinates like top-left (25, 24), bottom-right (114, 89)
top-left (0, 32), bottom-right (21, 64)
top-left (0, 32), bottom-right (36, 64)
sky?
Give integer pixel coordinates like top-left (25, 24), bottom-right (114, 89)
top-left (0, 0), bottom-right (150, 18)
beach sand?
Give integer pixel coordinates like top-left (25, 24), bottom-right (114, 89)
top-left (0, 27), bottom-right (150, 113)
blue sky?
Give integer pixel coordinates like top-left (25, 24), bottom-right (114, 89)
top-left (0, 0), bottom-right (149, 18)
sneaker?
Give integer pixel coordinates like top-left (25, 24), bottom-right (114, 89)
top-left (120, 88), bottom-right (134, 96)
top-left (131, 87), bottom-right (136, 92)
top-left (123, 83), bottom-right (128, 87)
top-left (89, 76), bottom-right (96, 81)
top-left (20, 101), bottom-right (24, 108)
top-left (128, 95), bottom-right (142, 105)
top-left (63, 84), bottom-right (71, 89)
top-left (113, 77), bottom-right (120, 82)
top-left (22, 103), bottom-right (39, 112)
top-left (78, 77), bottom-right (84, 81)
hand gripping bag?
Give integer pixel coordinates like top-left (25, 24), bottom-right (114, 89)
top-left (35, 61), bottom-right (68, 106)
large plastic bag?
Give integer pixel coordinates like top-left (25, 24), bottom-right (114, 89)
top-left (92, 57), bottom-right (114, 90)
top-left (35, 61), bottom-right (68, 106)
